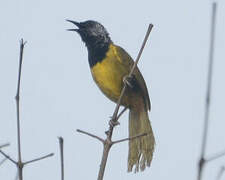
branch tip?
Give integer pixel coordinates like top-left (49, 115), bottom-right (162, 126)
top-left (77, 129), bottom-right (104, 143)
top-left (23, 153), bottom-right (54, 165)
top-left (206, 150), bottom-right (225, 162)
top-left (0, 143), bottom-right (10, 149)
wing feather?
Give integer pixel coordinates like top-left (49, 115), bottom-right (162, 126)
top-left (114, 45), bottom-right (151, 111)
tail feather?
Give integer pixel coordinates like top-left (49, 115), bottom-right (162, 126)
top-left (128, 105), bottom-right (155, 172)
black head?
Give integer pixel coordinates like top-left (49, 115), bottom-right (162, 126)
top-left (67, 20), bottom-right (111, 49)
top-left (67, 20), bottom-right (112, 67)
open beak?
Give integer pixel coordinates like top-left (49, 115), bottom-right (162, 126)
top-left (66, 19), bottom-right (80, 32)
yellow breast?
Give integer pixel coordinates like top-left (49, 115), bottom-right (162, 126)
top-left (91, 44), bottom-right (129, 102)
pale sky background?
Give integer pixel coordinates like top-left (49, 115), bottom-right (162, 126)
top-left (0, 0), bottom-right (225, 180)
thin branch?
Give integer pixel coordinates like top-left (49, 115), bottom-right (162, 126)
top-left (216, 166), bottom-right (225, 180)
top-left (198, 2), bottom-right (217, 180)
top-left (206, 150), bottom-right (225, 162)
top-left (98, 143), bottom-right (111, 180)
top-left (77, 129), bottom-right (104, 143)
top-left (0, 158), bottom-right (7, 166)
top-left (0, 150), bottom-right (17, 164)
top-left (112, 133), bottom-right (147, 145)
top-left (16, 39), bottom-right (26, 161)
top-left (58, 137), bottom-right (64, 180)
top-left (23, 153), bottom-right (54, 165)
top-left (200, 0), bottom-right (217, 161)
top-left (97, 24), bottom-right (153, 180)
top-left (0, 143), bottom-right (10, 149)
top-left (15, 39), bottom-right (26, 180)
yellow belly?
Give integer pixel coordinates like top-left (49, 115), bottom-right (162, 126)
top-left (91, 46), bottom-right (129, 103)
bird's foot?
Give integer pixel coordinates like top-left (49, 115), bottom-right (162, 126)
top-left (123, 74), bottom-right (135, 89)
top-left (105, 119), bottom-right (120, 135)
top-left (109, 117), bottom-right (120, 127)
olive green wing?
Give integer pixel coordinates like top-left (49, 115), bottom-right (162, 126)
top-left (115, 45), bottom-right (151, 111)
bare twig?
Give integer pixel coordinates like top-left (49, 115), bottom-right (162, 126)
top-left (15, 39), bottom-right (26, 180)
top-left (197, 2), bottom-right (217, 180)
top-left (0, 150), bottom-right (16, 164)
top-left (23, 153), bottom-right (54, 165)
top-left (1, 39), bottom-right (54, 180)
top-left (0, 143), bottom-right (10, 149)
top-left (206, 150), bottom-right (225, 162)
top-left (216, 166), bottom-right (225, 180)
top-left (77, 129), bottom-right (104, 143)
top-left (0, 158), bottom-right (8, 166)
top-left (58, 137), bottom-right (64, 180)
top-left (112, 133), bottom-right (147, 145)
top-left (97, 24), bottom-right (153, 180)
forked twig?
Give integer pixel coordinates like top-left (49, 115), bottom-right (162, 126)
top-left (0, 150), bottom-right (16, 164)
top-left (197, 2), bottom-right (217, 180)
top-left (1, 39), bottom-right (54, 180)
top-left (116, 107), bottom-right (128, 120)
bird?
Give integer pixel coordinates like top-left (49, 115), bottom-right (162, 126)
top-left (67, 20), bottom-right (155, 172)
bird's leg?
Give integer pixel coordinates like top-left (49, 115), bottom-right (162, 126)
top-left (107, 75), bottom-right (136, 130)
top-left (107, 106), bottom-right (128, 131)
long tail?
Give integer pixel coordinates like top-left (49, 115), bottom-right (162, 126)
top-left (128, 104), bottom-right (155, 172)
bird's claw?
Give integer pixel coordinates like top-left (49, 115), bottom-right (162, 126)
top-left (123, 75), bottom-right (134, 88)
top-left (109, 119), bottom-right (120, 127)
top-left (105, 119), bottom-right (120, 135)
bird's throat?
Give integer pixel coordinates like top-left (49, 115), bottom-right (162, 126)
top-left (87, 41), bottom-right (111, 68)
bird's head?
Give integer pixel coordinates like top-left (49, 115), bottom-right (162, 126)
top-left (67, 20), bottom-right (111, 49)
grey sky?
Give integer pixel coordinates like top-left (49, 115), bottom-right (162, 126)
top-left (0, 0), bottom-right (225, 180)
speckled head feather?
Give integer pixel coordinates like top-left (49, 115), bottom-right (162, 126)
top-left (67, 20), bottom-right (112, 67)
top-left (77, 20), bottom-right (111, 47)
